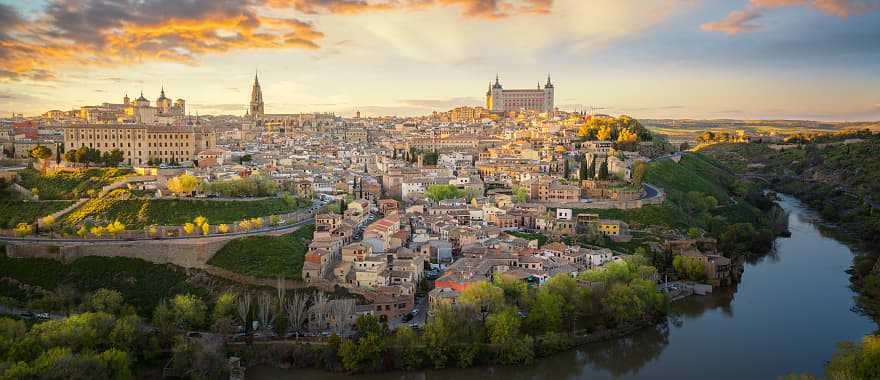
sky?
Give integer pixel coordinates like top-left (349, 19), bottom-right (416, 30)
top-left (0, 0), bottom-right (878, 121)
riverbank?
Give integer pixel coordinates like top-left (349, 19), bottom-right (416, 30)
top-left (700, 139), bottom-right (880, 324)
top-left (250, 195), bottom-right (875, 380)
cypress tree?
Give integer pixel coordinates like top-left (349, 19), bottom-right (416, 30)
top-left (579, 157), bottom-right (588, 181)
top-left (563, 158), bottom-right (570, 179)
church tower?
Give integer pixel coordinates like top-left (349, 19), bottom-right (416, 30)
top-left (249, 72), bottom-right (264, 119)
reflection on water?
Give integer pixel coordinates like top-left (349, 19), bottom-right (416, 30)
top-left (250, 195), bottom-right (875, 380)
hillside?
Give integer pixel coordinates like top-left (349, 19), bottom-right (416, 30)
top-left (701, 136), bottom-right (880, 323)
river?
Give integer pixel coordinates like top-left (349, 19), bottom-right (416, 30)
top-left (249, 195), bottom-right (875, 379)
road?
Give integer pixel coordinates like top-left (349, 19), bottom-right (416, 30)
top-left (0, 199), bottom-right (327, 244)
top-left (387, 296), bottom-right (428, 330)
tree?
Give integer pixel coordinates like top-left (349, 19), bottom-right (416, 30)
top-left (101, 149), bottom-right (124, 167)
top-left (493, 273), bottom-right (527, 306)
top-left (526, 287), bottom-right (563, 334)
top-left (511, 186), bottom-right (528, 203)
top-left (109, 315), bottom-right (143, 352)
top-left (631, 161), bottom-right (647, 186)
top-left (458, 281), bottom-right (504, 323)
top-left (597, 125), bottom-right (613, 141)
top-left (171, 294), bottom-right (207, 330)
top-left (562, 158), bottom-right (570, 179)
top-left (394, 326), bottom-right (424, 369)
top-left (166, 173), bottom-right (200, 196)
top-left (598, 158), bottom-right (609, 180)
top-left (425, 184), bottom-right (463, 202)
top-left (487, 307), bottom-right (534, 365)
top-left (339, 332), bottom-right (386, 372)
top-left (602, 283), bottom-right (644, 324)
top-left (83, 289), bottom-right (127, 315)
top-left (14, 223), bottom-right (33, 236)
top-left (826, 335), bottom-right (880, 380)
top-left (213, 292), bottom-right (238, 322)
top-left (239, 154), bottom-right (252, 165)
top-left (29, 145), bottom-right (52, 171)
top-left (283, 292), bottom-right (310, 334)
top-left (587, 157), bottom-right (596, 179)
top-left (673, 255), bottom-right (707, 282)
top-left (64, 150), bottom-right (78, 164)
top-left (579, 157), bottom-right (588, 181)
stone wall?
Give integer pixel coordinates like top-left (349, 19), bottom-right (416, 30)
top-left (5, 236), bottom-right (233, 268)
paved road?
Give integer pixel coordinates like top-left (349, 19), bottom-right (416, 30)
top-left (0, 218), bottom-right (314, 244)
top-left (0, 200), bottom-right (327, 244)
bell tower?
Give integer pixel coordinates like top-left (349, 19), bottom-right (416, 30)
top-left (249, 71), bottom-right (264, 119)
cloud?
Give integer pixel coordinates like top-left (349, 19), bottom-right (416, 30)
top-left (0, 0), bottom-right (323, 81)
top-left (701, 8), bottom-right (762, 35)
top-left (703, 0), bottom-right (880, 35)
top-left (264, 0), bottom-right (555, 19)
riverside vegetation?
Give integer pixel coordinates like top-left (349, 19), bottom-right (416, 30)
top-left (700, 131), bottom-right (880, 379)
top-left (234, 257), bottom-right (666, 374)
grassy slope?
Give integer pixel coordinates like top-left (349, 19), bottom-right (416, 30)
top-left (0, 200), bottom-right (75, 229)
top-left (573, 154), bottom-right (738, 230)
top-left (63, 189), bottom-right (303, 229)
top-left (208, 225), bottom-right (314, 280)
top-left (645, 154), bottom-right (735, 204)
top-left (17, 168), bottom-right (131, 200)
top-left (0, 248), bottom-right (205, 316)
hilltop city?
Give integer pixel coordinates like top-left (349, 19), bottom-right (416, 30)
top-left (1, 72), bottom-right (878, 379)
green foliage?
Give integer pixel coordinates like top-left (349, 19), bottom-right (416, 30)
top-left (492, 273), bottom-right (528, 306)
top-left (0, 200), bottom-right (74, 229)
top-left (672, 255), bottom-right (707, 282)
top-left (339, 332), bottom-right (386, 373)
top-left (100, 149), bottom-right (124, 167)
top-left (170, 294), bottom-right (207, 330)
top-left (202, 174), bottom-right (280, 197)
top-left (511, 186), bottom-right (528, 203)
top-left (208, 225), bottom-right (314, 279)
top-left (631, 160), bottom-right (647, 186)
top-left (487, 307), bottom-right (534, 365)
top-left (17, 168), bottom-right (131, 200)
top-left (0, 312), bottom-right (141, 379)
top-left (578, 115), bottom-right (653, 143)
top-left (425, 184), bottom-right (463, 202)
top-left (28, 145), bottom-right (52, 161)
top-left (63, 188), bottom-right (304, 229)
top-left (646, 154), bottom-right (734, 204)
top-left (0, 250), bottom-right (205, 316)
top-left (526, 287), bottom-right (563, 334)
top-left (825, 335), bottom-right (880, 380)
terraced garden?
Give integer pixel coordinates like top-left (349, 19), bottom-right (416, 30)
top-left (17, 167), bottom-right (131, 200)
top-left (63, 188), bottom-right (305, 229)
top-left (0, 200), bottom-right (75, 229)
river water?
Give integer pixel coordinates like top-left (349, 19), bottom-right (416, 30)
top-left (250, 195), bottom-right (875, 379)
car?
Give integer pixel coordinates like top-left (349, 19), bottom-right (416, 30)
top-left (401, 313), bottom-right (414, 322)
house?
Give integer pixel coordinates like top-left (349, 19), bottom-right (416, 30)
top-left (377, 198), bottom-right (399, 215)
top-left (598, 219), bottom-right (629, 240)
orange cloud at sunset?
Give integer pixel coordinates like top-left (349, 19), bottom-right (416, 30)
top-left (0, 0), bottom-right (559, 82)
top-left (263, 0), bottom-right (553, 18)
top-left (0, 1), bottom-right (324, 81)
top-left (703, 0), bottom-right (880, 35)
